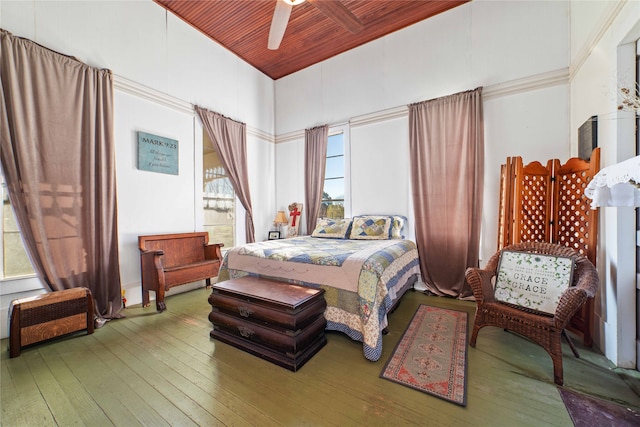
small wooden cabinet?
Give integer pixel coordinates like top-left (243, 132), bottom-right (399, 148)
top-left (9, 287), bottom-right (94, 357)
top-left (208, 276), bottom-right (326, 371)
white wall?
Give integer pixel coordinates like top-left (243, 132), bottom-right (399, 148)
top-left (275, 0), bottom-right (572, 265)
top-left (569, 0), bottom-right (640, 368)
top-left (0, 0), bottom-right (276, 327)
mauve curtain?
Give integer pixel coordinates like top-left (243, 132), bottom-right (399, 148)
top-left (196, 106), bottom-right (255, 243)
top-left (409, 88), bottom-right (484, 298)
top-left (0, 29), bottom-right (122, 318)
top-left (304, 125), bottom-right (329, 233)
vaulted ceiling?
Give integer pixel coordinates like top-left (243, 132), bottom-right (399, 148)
top-left (153, 0), bottom-right (469, 80)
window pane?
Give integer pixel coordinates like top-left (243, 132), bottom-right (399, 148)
top-left (323, 178), bottom-right (344, 201)
top-left (203, 139), bottom-right (235, 248)
top-left (2, 184), bottom-right (36, 278)
top-left (321, 129), bottom-right (346, 220)
top-left (327, 133), bottom-right (344, 157)
top-left (325, 156), bottom-right (344, 179)
top-left (319, 201), bottom-right (344, 219)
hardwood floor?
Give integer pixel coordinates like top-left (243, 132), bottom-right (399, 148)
top-left (2, 287), bottom-right (639, 426)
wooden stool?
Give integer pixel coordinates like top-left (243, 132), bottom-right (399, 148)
top-left (9, 287), bottom-right (94, 357)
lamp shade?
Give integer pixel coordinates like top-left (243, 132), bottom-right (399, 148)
top-left (274, 210), bottom-right (288, 224)
top-left (585, 155), bottom-right (640, 208)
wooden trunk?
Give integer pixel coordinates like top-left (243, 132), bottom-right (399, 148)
top-left (208, 276), bottom-right (327, 371)
top-left (9, 287), bottom-right (94, 358)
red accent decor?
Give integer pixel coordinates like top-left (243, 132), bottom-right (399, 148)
top-left (290, 208), bottom-right (301, 227)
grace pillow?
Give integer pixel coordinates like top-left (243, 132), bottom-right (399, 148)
top-left (349, 216), bottom-right (392, 240)
top-left (311, 218), bottom-right (352, 239)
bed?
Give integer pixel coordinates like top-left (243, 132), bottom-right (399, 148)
top-left (216, 215), bottom-right (422, 362)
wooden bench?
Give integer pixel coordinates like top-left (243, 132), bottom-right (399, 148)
top-left (139, 232), bottom-right (224, 312)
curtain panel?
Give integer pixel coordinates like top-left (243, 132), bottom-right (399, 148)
top-left (409, 87), bottom-right (484, 298)
top-left (0, 29), bottom-right (122, 318)
top-left (196, 106), bottom-right (255, 243)
top-left (304, 125), bottom-right (329, 233)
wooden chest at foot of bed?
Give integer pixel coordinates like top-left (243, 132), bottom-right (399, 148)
top-left (208, 276), bottom-right (326, 371)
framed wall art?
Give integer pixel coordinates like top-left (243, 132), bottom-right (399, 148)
top-left (268, 231), bottom-right (280, 240)
top-left (137, 131), bottom-right (179, 175)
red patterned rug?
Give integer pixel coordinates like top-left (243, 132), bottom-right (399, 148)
top-left (380, 305), bottom-right (468, 406)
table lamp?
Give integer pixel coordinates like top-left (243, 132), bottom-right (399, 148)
top-left (274, 210), bottom-right (289, 235)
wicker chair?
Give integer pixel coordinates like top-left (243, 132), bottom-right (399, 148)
top-left (465, 242), bottom-right (599, 385)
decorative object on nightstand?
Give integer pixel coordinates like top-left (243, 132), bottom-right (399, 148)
top-left (287, 202), bottom-right (303, 237)
top-left (273, 210), bottom-right (289, 237)
top-left (268, 230), bottom-right (280, 240)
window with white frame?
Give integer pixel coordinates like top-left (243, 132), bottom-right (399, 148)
top-left (203, 134), bottom-right (236, 249)
top-left (1, 172), bottom-right (36, 280)
top-left (320, 124), bottom-right (350, 219)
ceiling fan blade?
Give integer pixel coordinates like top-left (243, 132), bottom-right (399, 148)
top-left (268, 0), bottom-right (293, 50)
top-left (307, 0), bottom-right (363, 34)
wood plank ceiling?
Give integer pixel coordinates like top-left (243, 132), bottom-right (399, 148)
top-left (153, 0), bottom-right (469, 80)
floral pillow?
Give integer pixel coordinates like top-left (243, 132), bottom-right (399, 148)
top-left (311, 218), bottom-right (353, 239)
top-left (349, 216), bottom-right (393, 240)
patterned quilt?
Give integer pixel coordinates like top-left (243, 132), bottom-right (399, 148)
top-left (217, 236), bottom-right (421, 361)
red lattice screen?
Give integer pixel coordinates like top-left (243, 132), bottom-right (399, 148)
top-left (551, 157), bottom-right (599, 266)
top-left (512, 160), bottom-right (553, 244)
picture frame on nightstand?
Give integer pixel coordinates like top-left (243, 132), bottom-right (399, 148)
top-left (268, 231), bottom-right (280, 240)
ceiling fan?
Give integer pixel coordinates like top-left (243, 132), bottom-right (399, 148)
top-left (268, 0), bottom-right (364, 50)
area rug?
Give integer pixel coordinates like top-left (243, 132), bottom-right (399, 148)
top-left (380, 305), bottom-right (468, 406)
top-left (559, 387), bottom-right (640, 427)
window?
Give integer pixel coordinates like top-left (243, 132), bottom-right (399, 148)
top-left (320, 125), bottom-right (350, 219)
top-left (203, 135), bottom-right (235, 249)
top-left (1, 174), bottom-right (36, 280)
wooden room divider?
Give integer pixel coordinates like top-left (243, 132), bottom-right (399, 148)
top-left (497, 148), bottom-right (600, 346)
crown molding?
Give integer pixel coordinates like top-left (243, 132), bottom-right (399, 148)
top-left (350, 105), bottom-right (408, 128)
top-left (247, 126), bottom-right (275, 143)
top-left (483, 68), bottom-right (569, 100)
top-left (275, 129), bottom-right (305, 144)
top-left (275, 68), bottom-right (570, 142)
top-left (569, 0), bottom-right (627, 82)
top-left (113, 74), bottom-right (194, 115)
top-left (113, 74), bottom-right (274, 142)
top-left (115, 67), bottom-right (570, 146)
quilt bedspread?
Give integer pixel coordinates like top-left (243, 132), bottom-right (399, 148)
top-left (217, 236), bottom-right (421, 361)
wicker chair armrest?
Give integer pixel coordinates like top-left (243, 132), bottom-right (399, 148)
top-left (573, 257), bottom-right (599, 298)
top-left (553, 287), bottom-right (588, 327)
top-left (465, 267), bottom-right (496, 304)
top-left (553, 256), bottom-right (599, 327)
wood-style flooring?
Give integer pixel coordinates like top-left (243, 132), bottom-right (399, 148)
top-left (2, 287), bottom-right (639, 426)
